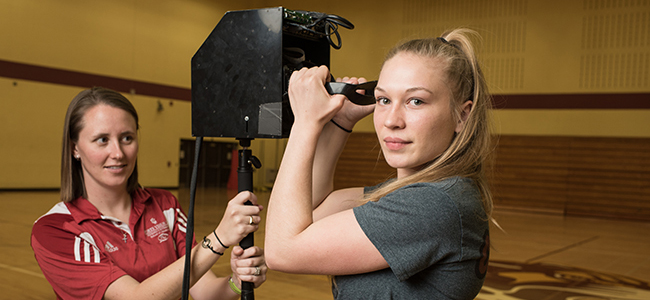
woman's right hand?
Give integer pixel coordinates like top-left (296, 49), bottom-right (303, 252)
top-left (214, 191), bottom-right (263, 247)
top-left (230, 246), bottom-right (267, 288)
top-left (288, 66), bottom-right (347, 131)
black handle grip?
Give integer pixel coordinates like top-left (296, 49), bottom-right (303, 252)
top-left (325, 81), bottom-right (377, 105)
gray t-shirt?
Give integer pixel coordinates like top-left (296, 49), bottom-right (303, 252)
top-left (333, 177), bottom-right (489, 299)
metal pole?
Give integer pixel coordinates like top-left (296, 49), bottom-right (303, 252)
top-left (237, 138), bottom-right (259, 300)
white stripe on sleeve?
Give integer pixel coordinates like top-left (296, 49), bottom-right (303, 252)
top-left (74, 237), bottom-right (81, 262)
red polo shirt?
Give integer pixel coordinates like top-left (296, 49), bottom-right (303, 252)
top-left (31, 188), bottom-right (194, 300)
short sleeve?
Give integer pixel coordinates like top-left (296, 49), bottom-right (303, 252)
top-left (354, 183), bottom-right (463, 281)
top-left (31, 215), bottom-right (126, 300)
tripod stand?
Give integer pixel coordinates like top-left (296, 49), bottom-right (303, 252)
top-left (236, 138), bottom-right (261, 300)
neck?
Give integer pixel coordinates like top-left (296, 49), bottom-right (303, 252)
top-left (397, 168), bottom-right (416, 179)
top-left (86, 187), bottom-right (132, 223)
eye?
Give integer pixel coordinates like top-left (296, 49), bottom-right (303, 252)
top-left (376, 97), bottom-right (391, 105)
top-left (408, 98), bottom-right (424, 106)
top-left (96, 137), bottom-right (108, 144)
top-left (121, 135), bottom-right (135, 144)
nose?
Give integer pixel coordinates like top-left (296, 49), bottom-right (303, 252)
top-left (109, 141), bottom-right (124, 160)
top-left (383, 104), bottom-right (405, 129)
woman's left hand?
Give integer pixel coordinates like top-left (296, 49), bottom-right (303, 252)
top-left (331, 76), bottom-right (376, 131)
top-left (230, 246), bottom-right (267, 288)
top-left (215, 191), bottom-right (263, 247)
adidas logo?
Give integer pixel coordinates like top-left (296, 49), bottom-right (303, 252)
top-left (104, 241), bottom-right (119, 253)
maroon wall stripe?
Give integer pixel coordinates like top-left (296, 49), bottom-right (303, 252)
top-left (492, 94), bottom-right (650, 109)
top-left (0, 59), bottom-right (191, 101)
top-left (1, 59), bottom-right (648, 108)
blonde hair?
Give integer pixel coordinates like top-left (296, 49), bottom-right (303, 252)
top-left (60, 87), bottom-right (140, 202)
top-left (364, 29), bottom-right (493, 217)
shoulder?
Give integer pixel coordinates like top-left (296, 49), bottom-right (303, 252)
top-left (411, 177), bottom-right (487, 219)
top-left (358, 177), bottom-right (484, 223)
top-left (398, 177), bottom-right (480, 206)
top-left (404, 176), bottom-right (475, 193)
top-left (32, 202), bottom-right (73, 233)
top-left (31, 202), bottom-right (87, 259)
top-left (379, 177), bottom-right (476, 202)
top-left (364, 178), bottom-right (395, 194)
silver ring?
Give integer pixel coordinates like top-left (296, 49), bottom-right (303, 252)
top-left (248, 216), bottom-right (254, 225)
top-left (254, 266), bottom-right (261, 276)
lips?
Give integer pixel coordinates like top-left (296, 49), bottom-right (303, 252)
top-left (104, 164), bottom-right (128, 172)
top-left (384, 137), bottom-right (410, 151)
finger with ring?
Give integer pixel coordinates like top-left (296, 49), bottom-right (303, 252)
top-left (254, 266), bottom-right (261, 276)
top-left (248, 216), bottom-right (254, 225)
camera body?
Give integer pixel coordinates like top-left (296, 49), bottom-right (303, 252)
top-left (191, 7), bottom-right (331, 139)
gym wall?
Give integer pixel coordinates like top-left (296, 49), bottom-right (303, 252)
top-left (1, 0), bottom-right (648, 214)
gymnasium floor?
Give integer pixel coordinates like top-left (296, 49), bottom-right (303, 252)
top-left (2, 188), bottom-right (649, 299)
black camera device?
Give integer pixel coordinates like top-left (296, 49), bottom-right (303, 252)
top-left (192, 7), bottom-right (363, 139)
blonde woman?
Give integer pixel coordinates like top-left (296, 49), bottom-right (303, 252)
top-left (265, 29), bottom-right (492, 299)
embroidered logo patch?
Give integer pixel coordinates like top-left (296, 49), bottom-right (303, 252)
top-left (145, 221), bottom-right (170, 243)
top-left (158, 233), bottom-right (169, 243)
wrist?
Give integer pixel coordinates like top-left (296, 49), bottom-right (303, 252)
top-left (202, 229), bottom-right (229, 255)
top-left (330, 116), bottom-right (356, 133)
top-left (212, 228), bottom-right (230, 249)
top-left (330, 119), bottom-right (352, 133)
top-left (228, 274), bottom-right (242, 295)
top-left (201, 235), bottom-right (225, 255)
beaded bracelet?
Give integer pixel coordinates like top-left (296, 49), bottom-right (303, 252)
top-left (201, 235), bottom-right (224, 255)
top-left (229, 275), bottom-right (242, 295)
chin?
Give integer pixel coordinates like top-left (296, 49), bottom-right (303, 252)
top-left (384, 158), bottom-right (411, 171)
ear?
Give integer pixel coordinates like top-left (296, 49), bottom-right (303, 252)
top-left (72, 142), bottom-right (80, 160)
top-left (455, 100), bottom-right (473, 133)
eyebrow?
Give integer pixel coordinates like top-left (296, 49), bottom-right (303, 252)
top-left (90, 130), bottom-right (136, 139)
top-left (375, 86), bottom-right (434, 94)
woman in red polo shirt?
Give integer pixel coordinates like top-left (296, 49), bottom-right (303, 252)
top-left (31, 87), bottom-right (266, 300)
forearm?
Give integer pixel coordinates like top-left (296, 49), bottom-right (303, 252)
top-left (312, 120), bottom-right (350, 208)
top-left (266, 125), bottom-right (321, 265)
top-left (190, 273), bottom-right (239, 300)
top-left (105, 243), bottom-right (227, 300)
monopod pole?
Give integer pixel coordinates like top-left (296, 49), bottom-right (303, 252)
top-left (237, 138), bottom-right (260, 300)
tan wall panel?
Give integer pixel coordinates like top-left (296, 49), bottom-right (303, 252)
top-left (0, 0), bottom-right (252, 87)
top-left (494, 109), bottom-right (650, 137)
top-left (1, 0), bottom-right (649, 189)
top-left (0, 77), bottom-right (195, 188)
top-left (0, 79), bottom-right (71, 188)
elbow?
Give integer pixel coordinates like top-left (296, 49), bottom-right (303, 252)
top-left (264, 252), bottom-right (280, 271)
top-left (264, 242), bottom-right (284, 271)
top-left (264, 241), bottom-right (295, 273)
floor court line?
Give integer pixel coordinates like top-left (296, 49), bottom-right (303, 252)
top-left (525, 235), bottom-right (600, 263)
top-left (0, 263), bottom-right (45, 279)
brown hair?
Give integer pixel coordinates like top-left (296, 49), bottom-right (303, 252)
top-left (365, 28), bottom-right (494, 217)
top-left (60, 87), bottom-right (140, 202)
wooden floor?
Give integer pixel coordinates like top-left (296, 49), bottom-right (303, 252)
top-left (2, 188), bottom-right (649, 299)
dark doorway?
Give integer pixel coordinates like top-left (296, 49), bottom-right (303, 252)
top-left (178, 139), bottom-right (237, 189)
